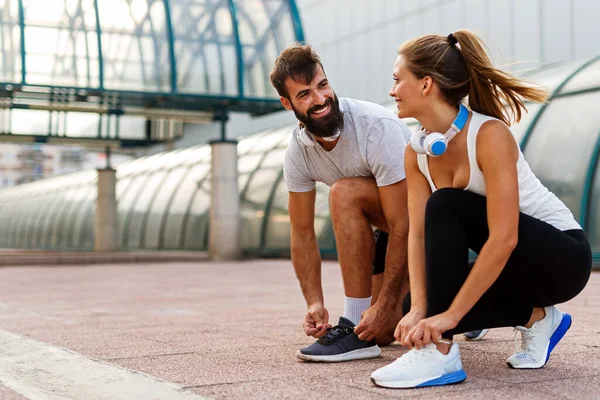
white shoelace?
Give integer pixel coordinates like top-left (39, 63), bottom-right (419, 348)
top-left (514, 327), bottom-right (535, 352)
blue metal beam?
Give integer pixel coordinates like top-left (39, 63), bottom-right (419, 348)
top-left (93, 0), bottom-right (104, 90)
top-left (580, 129), bottom-right (600, 231)
top-left (17, 0), bottom-right (26, 84)
top-left (288, 0), bottom-right (305, 43)
top-left (227, 0), bottom-right (244, 97)
top-left (163, 0), bottom-right (178, 92)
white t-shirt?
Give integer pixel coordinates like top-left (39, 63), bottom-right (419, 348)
top-left (417, 111), bottom-right (581, 231)
top-left (284, 98), bottom-right (412, 192)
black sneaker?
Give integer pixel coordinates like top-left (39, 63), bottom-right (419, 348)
top-left (296, 317), bottom-right (382, 362)
top-left (463, 329), bottom-right (489, 341)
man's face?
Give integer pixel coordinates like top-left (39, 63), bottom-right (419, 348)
top-left (280, 65), bottom-right (344, 138)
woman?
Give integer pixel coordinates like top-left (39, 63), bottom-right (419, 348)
top-left (370, 30), bottom-right (592, 389)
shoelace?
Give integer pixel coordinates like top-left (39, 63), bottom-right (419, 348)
top-left (318, 325), bottom-right (354, 345)
top-left (394, 344), bottom-right (438, 365)
top-left (513, 327), bottom-right (535, 352)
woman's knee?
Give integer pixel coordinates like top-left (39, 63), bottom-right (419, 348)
top-left (425, 188), bottom-right (485, 223)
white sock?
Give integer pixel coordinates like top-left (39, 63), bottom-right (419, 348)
top-left (343, 296), bottom-right (372, 326)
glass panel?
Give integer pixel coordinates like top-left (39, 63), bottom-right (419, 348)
top-left (523, 92), bottom-right (600, 221)
top-left (0, 0), bottom-right (23, 83)
top-left (519, 60), bottom-right (581, 93)
top-left (5, 203), bottom-right (21, 247)
top-left (586, 155), bottom-right (600, 252)
top-left (234, 0), bottom-right (294, 98)
top-left (125, 170), bottom-right (168, 248)
top-left (163, 163), bottom-right (210, 249)
top-left (80, 190), bottom-right (96, 249)
top-left (510, 103), bottom-right (543, 146)
top-left (117, 116), bottom-right (146, 140)
top-left (20, 197), bottom-right (40, 247)
top-left (97, 0), bottom-right (170, 91)
top-left (63, 186), bottom-right (89, 247)
top-left (238, 153), bottom-right (264, 174)
top-left (116, 176), bottom-right (132, 200)
top-left (70, 186), bottom-right (95, 248)
top-left (559, 58), bottom-right (600, 94)
top-left (170, 0), bottom-right (236, 95)
top-left (240, 168), bottom-right (279, 249)
top-left (34, 193), bottom-right (62, 247)
top-left (10, 110), bottom-right (50, 135)
top-left (65, 112), bottom-right (99, 138)
top-left (314, 182), bottom-right (335, 252)
top-left (52, 186), bottom-right (82, 248)
top-left (181, 145), bottom-right (210, 166)
top-left (264, 176), bottom-right (290, 249)
top-left (237, 130), bottom-right (269, 155)
top-left (248, 129), bottom-right (286, 153)
top-left (14, 199), bottom-right (31, 247)
top-left (117, 174), bottom-right (150, 243)
top-left (260, 148), bottom-right (285, 168)
top-left (238, 172), bottom-right (250, 193)
top-left (183, 177), bottom-right (210, 250)
top-left (23, 0), bottom-right (100, 87)
top-left (261, 180), bottom-right (334, 253)
top-left (144, 166), bottom-right (188, 248)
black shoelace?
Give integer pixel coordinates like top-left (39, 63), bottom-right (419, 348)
top-left (317, 325), bottom-right (354, 345)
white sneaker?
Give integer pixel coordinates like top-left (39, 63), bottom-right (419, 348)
top-left (507, 306), bottom-right (572, 369)
top-left (370, 342), bottom-right (467, 389)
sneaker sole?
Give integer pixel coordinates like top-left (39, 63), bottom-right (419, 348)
top-left (507, 313), bottom-right (572, 369)
top-left (371, 369), bottom-right (467, 389)
top-left (296, 345), bottom-right (381, 362)
top-left (464, 329), bottom-right (489, 341)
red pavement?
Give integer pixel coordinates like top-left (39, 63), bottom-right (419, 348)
top-left (0, 259), bottom-right (598, 399)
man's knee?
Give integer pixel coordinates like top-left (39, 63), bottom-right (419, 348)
top-left (329, 177), bottom-right (377, 215)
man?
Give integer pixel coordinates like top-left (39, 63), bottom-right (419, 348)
top-left (269, 43), bottom-right (411, 362)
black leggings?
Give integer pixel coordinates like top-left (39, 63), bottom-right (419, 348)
top-left (403, 188), bottom-right (592, 340)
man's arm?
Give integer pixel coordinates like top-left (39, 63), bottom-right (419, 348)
top-left (289, 189), bottom-right (332, 337)
top-left (289, 189), bottom-right (322, 305)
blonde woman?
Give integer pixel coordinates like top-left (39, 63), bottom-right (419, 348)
top-left (371, 30), bottom-right (592, 389)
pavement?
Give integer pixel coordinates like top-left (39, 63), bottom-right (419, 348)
top-left (0, 259), bottom-right (598, 399)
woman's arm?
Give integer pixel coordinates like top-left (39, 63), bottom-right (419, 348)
top-left (404, 144), bottom-right (432, 310)
top-left (446, 120), bottom-right (520, 322)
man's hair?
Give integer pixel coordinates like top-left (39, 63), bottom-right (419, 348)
top-left (270, 43), bottom-right (324, 99)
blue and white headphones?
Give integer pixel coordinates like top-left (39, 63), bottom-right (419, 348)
top-left (410, 103), bottom-right (470, 157)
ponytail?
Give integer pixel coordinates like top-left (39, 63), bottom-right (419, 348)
top-left (399, 30), bottom-right (549, 125)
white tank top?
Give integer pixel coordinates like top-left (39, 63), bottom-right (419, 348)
top-left (417, 111), bottom-right (581, 231)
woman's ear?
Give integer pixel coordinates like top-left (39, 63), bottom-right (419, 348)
top-left (422, 76), bottom-right (433, 96)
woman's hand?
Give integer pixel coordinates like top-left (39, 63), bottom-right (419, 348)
top-left (405, 312), bottom-right (460, 349)
top-left (395, 308), bottom-right (426, 345)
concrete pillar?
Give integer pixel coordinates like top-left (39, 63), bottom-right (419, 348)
top-left (209, 140), bottom-right (240, 260)
top-left (95, 168), bottom-right (118, 251)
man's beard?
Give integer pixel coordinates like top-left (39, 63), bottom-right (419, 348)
top-left (292, 94), bottom-right (344, 138)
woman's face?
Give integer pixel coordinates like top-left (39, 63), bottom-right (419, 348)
top-left (389, 55), bottom-right (427, 119)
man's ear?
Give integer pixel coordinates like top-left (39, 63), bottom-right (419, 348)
top-left (280, 96), bottom-right (293, 111)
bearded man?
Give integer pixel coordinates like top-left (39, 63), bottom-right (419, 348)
top-left (269, 44), bottom-right (411, 362)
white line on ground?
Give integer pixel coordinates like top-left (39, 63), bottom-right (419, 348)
top-left (0, 329), bottom-right (205, 400)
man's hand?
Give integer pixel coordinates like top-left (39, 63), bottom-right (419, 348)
top-left (354, 303), bottom-right (392, 342)
top-left (396, 308), bottom-right (426, 346)
top-left (303, 303), bottom-right (332, 338)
